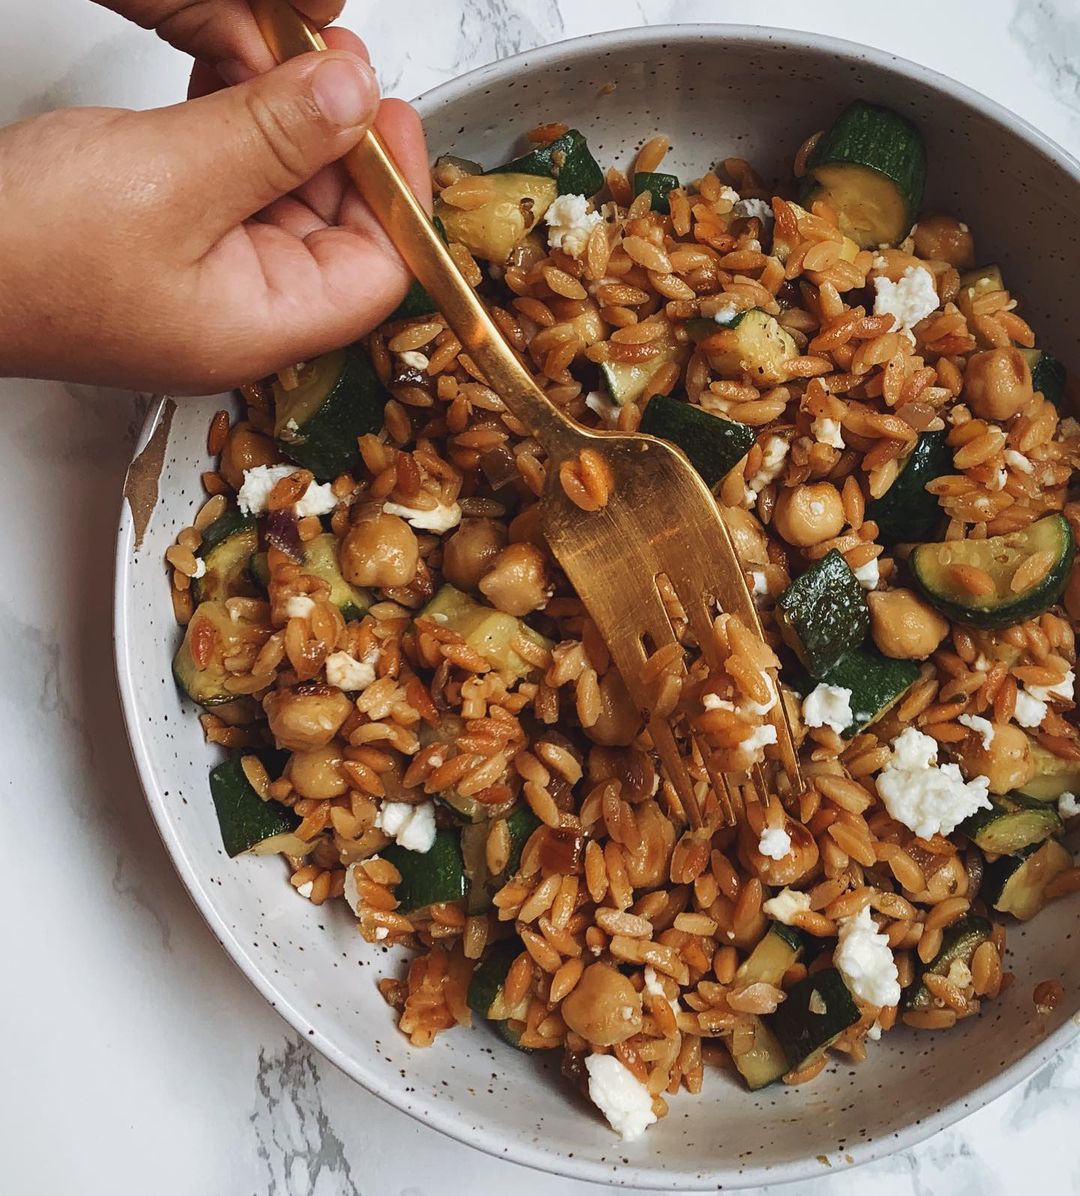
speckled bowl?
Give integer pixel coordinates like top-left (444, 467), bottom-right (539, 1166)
top-left (115, 25), bottom-right (1080, 1190)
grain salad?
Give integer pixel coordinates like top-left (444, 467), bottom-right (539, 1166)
top-left (168, 101), bottom-right (1080, 1140)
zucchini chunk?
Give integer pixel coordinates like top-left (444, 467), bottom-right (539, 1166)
top-left (639, 394), bottom-right (755, 492)
top-left (173, 600), bottom-right (265, 707)
top-left (388, 215), bottom-right (448, 321)
top-left (1017, 741), bottom-right (1080, 802)
top-left (633, 171), bottom-right (679, 214)
top-left (865, 430), bottom-right (950, 545)
top-left (274, 347), bottom-right (388, 481)
top-left (419, 584), bottom-right (551, 680)
top-left (1019, 348), bottom-right (1067, 409)
top-left (984, 838), bottom-right (1072, 921)
top-left (732, 1018), bottom-right (790, 1091)
top-left (382, 829), bottom-right (467, 913)
top-left (209, 752), bottom-right (299, 858)
top-left (461, 806), bottom-right (541, 913)
top-left (248, 550), bottom-right (270, 592)
top-left (491, 128), bottom-right (604, 197)
top-left (192, 510), bottom-right (259, 604)
top-left (768, 968), bottom-right (860, 1073)
top-left (302, 534), bottom-right (371, 621)
top-left (903, 914), bottom-right (991, 1011)
top-left (435, 172), bottom-right (557, 264)
top-left (793, 647), bottom-right (919, 738)
top-left (957, 264), bottom-right (1004, 321)
top-left (959, 793), bottom-right (1062, 855)
top-left (693, 309), bottom-right (797, 386)
top-left (467, 936), bottom-right (533, 1050)
top-left (776, 550), bottom-right (870, 678)
top-left (910, 513), bottom-right (1075, 629)
top-left (420, 716), bottom-right (517, 825)
top-left (803, 100), bottom-right (926, 248)
top-left (599, 316), bottom-right (687, 406)
top-left (736, 923), bottom-right (804, 986)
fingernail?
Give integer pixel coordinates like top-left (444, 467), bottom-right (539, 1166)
top-left (311, 57), bottom-right (376, 128)
top-left (217, 59), bottom-right (255, 86)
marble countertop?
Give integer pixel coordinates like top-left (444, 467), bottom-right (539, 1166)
top-left (3, 1), bottom-right (1079, 1193)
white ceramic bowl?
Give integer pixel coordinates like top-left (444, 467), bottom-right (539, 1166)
top-left (116, 24), bottom-right (1080, 1190)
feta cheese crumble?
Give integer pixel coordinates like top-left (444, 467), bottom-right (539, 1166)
top-left (285, 595), bottom-right (316, 620)
top-left (1027, 670), bottom-right (1074, 704)
top-left (1059, 792), bottom-right (1080, 819)
top-left (741, 722), bottom-right (777, 758)
top-left (876, 727), bottom-right (991, 838)
top-left (545, 193), bottom-right (603, 258)
top-left (834, 905), bottom-right (901, 1008)
top-left (873, 266), bottom-right (940, 333)
top-left (398, 350), bottom-right (429, 372)
top-left (712, 302), bottom-right (740, 326)
top-left (811, 415), bottom-right (845, 449)
top-left (958, 713), bottom-right (995, 750)
top-left (762, 888), bottom-right (810, 925)
top-left (238, 464), bottom-right (338, 519)
top-left (1013, 688), bottom-right (1048, 728)
top-left (1004, 449), bottom-right (1034, 474)
top-left (376, 801), bottom-right (437, 853)
top-left (745, 435), bottom-right (790, 503)
top-left (191, 557), bottom-right (207, 579)
top-left (584, 1054), bottom-right (657, 1141)
top-left (294, 480), bottom-right (339, 518)
top-left (750, 570), bottom-right (769, 597)
top-left (853, 558), bottom-right (880, 591)
top-left (758, 826), bottom-right (793, 860)
top-left (382, 499), bottom-right (463, 534)
top-left (374, 926), bottom-right (389, 940)
top-left (643, 965), bottom-right (680, 1016)
top-left (296, 880), bottom-right (314, 899)
top-left (802, 683), bottom-right (854, 735)
top-left (325, 649), bottom-right (378, 693)
top-left (733, 197), bottom-right (773, 224)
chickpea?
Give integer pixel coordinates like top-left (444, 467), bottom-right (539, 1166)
top-left (720, 505), bottom-right (770, 566)
top-left (584, 670), bottom-right (643, 747)
top-left (964, 348), bottom-right (1033, 422)
top-left (219, 422), bottom-right (279, 491)
top-left (264, 685), bottom-right (353, 752)
top-left (771, 482), bottom-right (845, 548)
top-left (477, 542), bottom-right (550, 616)
top-left (962, 722), bottom-right (1033, 795)
top-left (442, 518), bottom-right (507, 593)
top-left (559, 963), bottom-right (642, 1046)
top-left (868, 588), bottom-right (949, 660)
top-left (507, 503), bottom-right (546, 548)
top-left (623, 800), bottom-right (676, 889)
top-left (913, 215), bottom-right (975, 269)
top-left (286, 742), bottom-right (349, 800)
top-left (340, 512), bottom-right (419, 589)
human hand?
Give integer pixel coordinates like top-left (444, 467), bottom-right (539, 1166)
top-left (0, 29), bottom-right (431, 392)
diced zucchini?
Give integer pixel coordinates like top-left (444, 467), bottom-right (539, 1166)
top-left (1019, 348), bottom-right (1067, 410)
top-left (274, 347), bottom-right (388, 481)
top-left (984, 838), bottom-right (1072, 921)
top-left (388, 215), bottom-right (447, 321)
top-left (1017, 741), bottom-right (1080, 802)
top-left (865, 430), bottom-right (950, 545)
top-left (772, 202), bottom-right (860, 266)
top-left (435, 172), bottom-right (557, 263)
top-left (639, 394), bottom-right (755, 492)
top-left (903, 914), bottom-right (991, 1011)
top-left (959, 793), bottom-right (1062, 855)
top-left (419, 584), bottom-right (551, 680)
top-left (248, 550), bottom-right (270, 591)
top-left (957, 264), bottom-right (1004, 321)
top-left (910, 513), bottom-right (1075, 629)
top-left (301, 534), bottom-right (370, 621)
top-left (192, 510), bottom-right (259, 604)
top-left (383, 829), bottom-right (466, 913)
top-left (461, 805), bottom-right (541, 914)
top-left (732, 1018), bottom-right (789, 1090)
top-left (173, 600), bottom-right (265, 707)
top-left (695, 309), bottom-right (797, 386)
top-left (435, 154), bottom-right (483, 177)
top-left (796, 647), bottom-right (920, 738)
top-left (419, 715), bottom-right (516, 825)
top-left (736, 923), bottom-right (804, 986)
top-left (803, 100), bottom-right (926, 248)
top-left (768, 968), bottom-right (860, 1072)
top-left (633, 171), bottom-right (679, 214)
top-left (209, 752), bottom-right (298, 858)
top-left (599, 316), bottom-right (687, 406)
top-left (467, 935), bottom-right (530, 1020)
top-left (776, 550), bottom-right (870, 678)
top-left (491, 129), bottom-right (603, 197)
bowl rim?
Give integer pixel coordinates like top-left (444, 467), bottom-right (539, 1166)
top-left (115, 21), bottom-right (1080, 1190)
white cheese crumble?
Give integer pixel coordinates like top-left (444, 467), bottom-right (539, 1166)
top-left (1027, 670), bottom-right (1075, 704)
top-left (343, 863), bottom-right (363, 915)
top-left (382, 499), bottom-right (462, 534)
top-left (374, 926), bottom-right (389, 940)
top-left (853, 558), bottom-right (880, 591)
top-left (745, 435), bottom-right (790, 503)
top-left (947, 959), bottom-right (972, 990)
top-left (876, 727), bottom-right (991, 838)
top-left (376, 801), bottom-right (437, 853)
top-left (398, 350), bottom-right (429, 371)
top-left (296, 880), bottom-right (314, 898)
top-left (750, 570), bottom-right (770, 597)
top-left (1004, 449), bottom-right (1034, 474)
top-left (545, 193), bottom-right (603, 258)
top-left (238, 464), bottom-right (337, 519)
top-left (762, 888), bottom-right (811, 925)
top-left (811, 415), bottom-right (845, 449)
top-left (834, 906), bottom-right (901, 1008)
top-left (958, 713), bottom-right (995, 749)
top-left (1059, 792), bottom-right (1080, 818)
top-left (741, 722), bottom-right (777, 759)
top-left (802, 683), bottom-right (854, 735)
top-left (191, 557), bottom-right (207, 579)
top-left (1013, 688), bottom-right (1048, 728)
top-left (712, 302), bottom-right (740, 326)
top-left (948, 403), bottom-right (972, 427)
top-left (758, 826), bottom-right (792, 860)
top-left (643, 965), bottom-right (680, 1016)
top-left (718, 184), bottom-right (741, 205)
top-left (585, 389), bottom-right (620, 425)
top-left (285, 595), bottom-right (316, 620)
top-left (867, 1020), bottom-right (883, 1041)
top-left (733, 197), bottom-right (773, 224)
top-left (873, 266), bottom-right (940, 333)
top-left (294, 480), bottom-right (338, 518)
top-left (987, 466), bottom-right (1008, 492)
top-left (325, 649), bottom-right (378, 693)
top-left (584, 1054), bottom-right (656, 1141)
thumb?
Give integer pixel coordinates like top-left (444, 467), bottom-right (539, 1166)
top-left (158, 51), bottom-right (379, 247)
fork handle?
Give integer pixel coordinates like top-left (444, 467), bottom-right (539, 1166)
top-left (249, 0), bottom-right (582, 459)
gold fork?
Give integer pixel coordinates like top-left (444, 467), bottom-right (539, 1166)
top-left (249, 0), bottom-right (803, 827)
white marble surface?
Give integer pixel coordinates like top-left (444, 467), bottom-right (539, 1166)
top-left (2, 1), bottom-right (1080, 1193)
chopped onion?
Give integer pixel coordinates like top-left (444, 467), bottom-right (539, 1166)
top-left (266, 508), bottom-right (304, 561)
top-left (480, 444), bottom-right (519, 491)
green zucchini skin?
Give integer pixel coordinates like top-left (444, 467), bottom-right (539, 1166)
top-left (467, 935), bottom-right (523, 1018)
top-left (639, 394), bottom-right (755, 491)
top-left (210, 753), bottom-right (298, 858)
top-left (302, 534), bottom-right (371, 621)
top-left (776, 550), bottom-right (870, 678)
top-left (792, 647), bottom-right (919, 738)
top-left (959, 793), bottom-right (1062, 855)
top-left (388, 215), bottom-right (447, 321)
top-left (768, 968), bottom-right (860, 1071)
top-left (983, 838), bottom-right (1072, 921)
top-left (1017, 742), bottom-right (1080, 802)
top-left (193, 510), bottom-right (259, 604)
top-left (736, 923), bottom-right (805, 986)
top-left (633, 171), bottom-right (679, 214)
top-left (490, 128), bottom-right (603, 197)
top-left (733, 1018), bottom-right (789, 1090)
top-left (461, 805), bottom-right (540, 914)
top-left (910, 513), bottom-right (1075, 629)
top-left (903, 914), bottom-right (991, 1011)
top-left (865, 431), bottom-right (950, 545)
top-left (383, 829), bottom-right (467, 913)
top-left (1019, 348), bottom-right (1067, 409)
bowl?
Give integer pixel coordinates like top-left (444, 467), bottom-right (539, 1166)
top-left (115, 23), bottom-right (1080, 1190)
